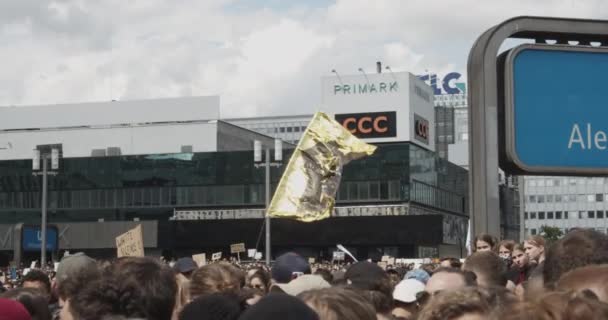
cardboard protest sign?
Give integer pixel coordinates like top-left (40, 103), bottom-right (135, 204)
top-left (308, 257), bottom-right (316, 264)
top-left (248, 249), bottom-right (257, 258)
top-left (212, 252), bottom-right (222, 261)
top-left (230, 243), bottom-right (246, 254)
top-left (387, 257), bottom-right (395, 266)
top-left (381, 255), bottom-right (389, 262)
top-left (192, 253), bottom-right (207, 267)
top-left (30, 261), bottom-right (37, 269)
top-left (254, 252), bottom-right (262, 260)
top-left (116, 225), bottom-right (144, 257)
top-left (377, 261), bottom-right (388, 270)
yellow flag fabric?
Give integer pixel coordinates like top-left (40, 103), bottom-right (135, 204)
top-left (268, 112), bottom-right (377, 222)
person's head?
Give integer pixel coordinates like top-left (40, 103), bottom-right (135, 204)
top-left (416, 287), bottom-right (491, 320)
top-left (21, 271), bottom-right (51, 299)
top-left (248, 270), bottom-right (271, 294)
top-left (1, 288), bottom-right (52, 320)
top-left (425, 268), bottom-right (476, 295)
top-left (67, 257), bottom-right (177, 320)
top-left (524, 235), bottom-right (546, 263)
top-left (439, 257), bottom-right (462, 269)
top-left (54, 253), bottom-right (97, 304)
top-left (543, 229), bottom-right (608, 288)
top-left (190, 263), bottom-right (243, 299)
top-left (463, 251), bottom-right (507, 288)
top-left (272, 275), bottom-right (330, 296)
top-left (499, 290), bottom-right (608, 320)
top-left (0, 298), bottom-right (32, 320)
top-left (173, 257), bottom-right (198, 279)
top-left (556, 264), bottom-right (608, 303)
top-left (498, 240), bottom-right (516, 260)
top-left (179, 292), bottom-right (243, 320)
top-left (474, 234), bottom-right (496, 252)
top-left (271, 253), bottom-right (311, 284)
top-left (343, 262), bottom-right (392, 297)
top-left (404, 269), bottom-right (431, 285)
top-left (392, 279), bottom-right (425, 320)
top-left (299, 287), bottom-right (376, 320)
top-left (239, 293), bottom-right (319, 320)
top-left (511, 244), bottom-right (529, 269)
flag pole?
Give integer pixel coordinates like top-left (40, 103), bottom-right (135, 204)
top-left (265, 148), bottom-right (271, 266)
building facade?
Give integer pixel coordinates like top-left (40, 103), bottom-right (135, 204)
top-left (0, 71), bottom-right (470, 264)
top-left (523, 176), bottom-right (608, 237)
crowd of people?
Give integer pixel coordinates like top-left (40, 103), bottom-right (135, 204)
top-left (0, 228), bottom-right (607, 319)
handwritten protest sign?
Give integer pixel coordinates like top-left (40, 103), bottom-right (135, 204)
top-left (230, 243), bottom-right (246, 254)
top-left (116, 225), bottom-right (144, 257)
top-left (212, 252), bottom-right (222, 261)
top-left (192, 253), bottom-right (207, 267)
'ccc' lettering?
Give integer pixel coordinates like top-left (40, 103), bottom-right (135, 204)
top-left (416, 120), bottom-right (428, 138)
top-left (343, 116), bottom-right (389, 134)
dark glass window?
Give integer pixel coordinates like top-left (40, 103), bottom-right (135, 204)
top-left (556, 211), bottom-right (562, 219)
top-left (538, 212), bottom-right (545, 219)
top-left (547, 212), bottom-right (554, 219)
top-left (598, 211), bottom-right (604, 219)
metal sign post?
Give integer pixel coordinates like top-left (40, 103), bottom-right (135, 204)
top-left (468, 16), bottom-right (608, 240)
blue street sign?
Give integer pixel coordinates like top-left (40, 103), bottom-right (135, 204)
top-left (22, 226), bottom-right (58, 252)
top-left (505, 44), bottom-right (608, 174)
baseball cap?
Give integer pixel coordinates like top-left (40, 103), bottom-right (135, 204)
top-left (55, 252), bottom-right (96, 285)
top-left (271, 253), bottom-right (311, 284)
top-left (274, 275), bottom-right (330, 296)
top-left (344, 262), bottom-right (387, 290)
top-left (173, 257), bottom-right (198, 274)
top-left (393, 279), bottom-right (425, 303)
top-left (405, 268), bottom-right (430, 284)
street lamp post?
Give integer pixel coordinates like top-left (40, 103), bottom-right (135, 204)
top-left (254, 139), bottom-right (282, 266)
top-left (33, 146), bottom-right (60, 268)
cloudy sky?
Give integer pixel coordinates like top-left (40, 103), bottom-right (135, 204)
top-left (1, 0), bottom-right (605, 118)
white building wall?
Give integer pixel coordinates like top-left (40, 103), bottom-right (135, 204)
top-left (0, 122), bottom-right (219, 159)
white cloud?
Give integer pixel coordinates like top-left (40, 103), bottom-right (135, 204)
top-left (0, 0), bottom-right (606, 117)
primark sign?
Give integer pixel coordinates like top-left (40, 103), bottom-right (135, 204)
top-left (333, 81), bottom-right (398, 95)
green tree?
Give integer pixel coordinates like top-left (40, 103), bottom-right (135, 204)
top-left (539, 225), bottom-right (564, 243)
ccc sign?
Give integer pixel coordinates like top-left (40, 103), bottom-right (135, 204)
top-left (414, 114), bottom-right (429, 145)
top-left (335, 111), bottom-right (396, 138)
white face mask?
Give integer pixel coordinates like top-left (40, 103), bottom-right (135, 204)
top-left (499, 253), bottom-right (511, 260)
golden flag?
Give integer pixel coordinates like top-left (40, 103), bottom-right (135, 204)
top-left (268, 112), bottom-right (377, 222)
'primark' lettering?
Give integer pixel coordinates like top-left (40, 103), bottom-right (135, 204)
top-left (568, 123), bottom-right (608, 150)
top-left (334, 81), bottom-right (398, 95)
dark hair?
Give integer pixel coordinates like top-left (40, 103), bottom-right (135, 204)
top-left (313, 268), bottom-right (333, 283)
top-left (299, 287), bottom-right (376, 320)
top-left (543, 229), bottom-right (608, 288)
top-left (190, 263), bottom-right (243, 299)
top-left (463, 252), bottom-right (507, 287)
top-left (248, 270), bottom-right (271, 293)
top-left (417, 287), bottom-right (491, 320)
top-left (498, 240), bottom-right (516, 253)
top-left (21, 270), bottom-right (51, 296)
top-left (69, 257), bottom-right (177, 320)
top-left (2, 287), bottom-right (52, 320)
top-left (474, 234), bottom-right (497, 251)
top-left (57, 263), bottom-right (101, 301)
top-left (525, 235), bottom-right (546, 248)
top-left (179, 292), bottom-right (243, 320)
top-left (439, 257), bottom-right (463, 269)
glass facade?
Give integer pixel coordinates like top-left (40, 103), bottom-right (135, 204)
top-left (0, 142), bottom-right (467, 224)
